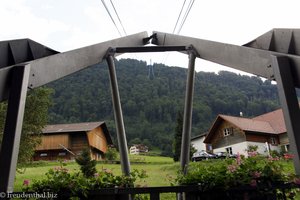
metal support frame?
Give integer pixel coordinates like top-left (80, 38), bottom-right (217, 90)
top-left (151, 30), bottom-right (300, 86)
top-left (0, 32), bottom-right (148, 102)
top-left (3, 29), bottom-right (300, 191)
top-left (272, 55), bottom-right (300, 175)
top-left (0, 65), bottom-right (30, 192)
top-left (2, 29), bottom-right (300, 194)
top-left (114, 46), bottom-right (187, 53)
top-left (180, 47), bottom-right (197, 174)
top-left (105, 45), bottom-right (196, 176)
top-left (104, 45), bottom-right (194, 199)
top-left (106, 53), bottom-right (131, 176)
top-left (104, 45), bottom-right (196, 178)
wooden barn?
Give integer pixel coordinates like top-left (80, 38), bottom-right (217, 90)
top-left (34, 122), bottom-right (113, 161)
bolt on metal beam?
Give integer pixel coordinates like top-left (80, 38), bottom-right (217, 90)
top-left (0, 65), bottom-right (30, 192)
top-left (272, 55), bottom-right (300, 175)
top-left (106, 54), bottom-right (131, 176)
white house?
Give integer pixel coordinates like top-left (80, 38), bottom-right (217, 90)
top-left (203, 109), bottom-right (289, 156)
top-left (129, 144), bottom-right (149, 155)
top-left (191, 132), bottom-right (209, 152)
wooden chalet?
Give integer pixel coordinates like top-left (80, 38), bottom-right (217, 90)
top-left (203, 109), bottom-right (289, 156)
top-left (34, 122), bottom-right (113, 161)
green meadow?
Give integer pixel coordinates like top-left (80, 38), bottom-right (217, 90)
top-left (14, 155), bottom-right (178, 199)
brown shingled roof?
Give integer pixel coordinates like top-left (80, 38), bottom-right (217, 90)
top-left (252, 109), bottom-right (286, 134)
top-left (204, 109), bottom-right (286, 144)
top-left (220, 115), bottom-right (276, 134)
top-left (43, 122), bottom-right (105, 133)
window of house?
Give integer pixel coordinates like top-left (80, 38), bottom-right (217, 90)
top-left (225, 147), bottom-right (233, 155)
top-left (58, 152), bottom-right (66, 156)
top-left (280, 144), bottom-right (290, 153)
top-left (285, 144), bottom-right (290, 152)
top-left (270, 137), bottom-right (276, 145)
top-left (207, 144), bottom-right (212, 151)
top-left (40, 153), bottom-right (47, 157)
top-left (223, 128), bottom-right (233, 137)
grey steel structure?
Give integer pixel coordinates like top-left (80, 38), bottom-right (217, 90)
top-left (180, 46), bottom-right (198, 174)
top-left (1, 29), bottom-right (300, 194)
top-left (0, 32), bottom-right (148, 192)
top-left (106, 51), bottom-right (131, 176)
top-left (152, 29), bottom-right (300, 175)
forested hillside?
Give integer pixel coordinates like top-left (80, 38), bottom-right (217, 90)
top-left (47, 59), bottom-right (280, 155)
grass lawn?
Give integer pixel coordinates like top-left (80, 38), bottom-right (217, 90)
top-left (14, 155), bottom-right (178, 190)
top-left (15, 155), bottom-right (178, 199)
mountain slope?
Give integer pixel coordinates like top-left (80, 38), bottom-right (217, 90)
top-left (47, 59), bottom-right (280, 155)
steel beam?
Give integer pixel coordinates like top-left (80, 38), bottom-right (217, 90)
top-left (244, 29), bottom-right (300, 55)
top-left (106, 54), bottom-right (131, 176)
top-left (272, 55), bottom-right (300, 175)
top-left (115, 46), bottom-right (187, 53)
top-left (180, 47), bottom-right (197, 174)
top-left (0, 32), bottom-right (148, 102)
top-left (0, 65), bottom-right (30, 192)
top-left (151, 31), bottom-right (300, 87)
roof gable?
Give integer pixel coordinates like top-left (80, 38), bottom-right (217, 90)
top-left (42, 121), bottom-right (113, 146)
top-left (220, 115), bottom-right (275, 134)
top-left (43, 122), bottom-right (105, 134)
top-left (204, 114), bottom-right (277, 143)
top-left (191, 132), bottom-right (207, 141)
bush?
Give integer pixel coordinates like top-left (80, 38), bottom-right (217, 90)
top-left (105, 146), bottom-right (118, 161)
top-left (24, 161), bottom-right (147, 199)
top-left (176, 153), bottom-right (299, 198)
top-left (270, 150), bottom-right (280, 158)
top-left (246, 144), bottom-right (258, 153)
top-left (75, 148), bottom-right (96, 178)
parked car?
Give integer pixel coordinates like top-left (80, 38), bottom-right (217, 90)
top-left (229, 153), bottom-right (238, 158)
top-left (215, 152), bottom-right (237, 159)
top-left (192, 151), bottom-right (217, 161)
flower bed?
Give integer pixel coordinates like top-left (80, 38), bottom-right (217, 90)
top-left (176, 153), bottom-right (300, 199)
top-left (22, 162), bottom-right (147, 199)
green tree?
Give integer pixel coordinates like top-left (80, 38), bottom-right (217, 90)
top-left (105, 146), bottom-right (118, 161)
top-left (190, 145), bottom-right (197, 160)
top-left (173, 111), bottom-right (183, 162)
top-left (173, 111), bottom-right (198, 161)
top-left (0, 87), bottom-right (53, 164)
top-left (142, 139), bottom-right (152, 150)
top-left (75, 148), bottom-right (97, 178)
top-left (129, 138), bottom-right (142, 146)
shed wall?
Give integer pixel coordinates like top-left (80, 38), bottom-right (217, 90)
top-left (35, 134), bottom-right (69, 150)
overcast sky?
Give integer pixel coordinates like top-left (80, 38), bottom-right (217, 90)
top-left (1, 0), bottom-right (299, 74)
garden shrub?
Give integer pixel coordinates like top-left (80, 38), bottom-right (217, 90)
top-left (176, 153), bottom-right (300, 198)
top-left (105, 146), bottom-right (118, 161)
top-left (75, 148), bottom-right (96, 178)
top-left (23, 161), bottom-right (147, 199)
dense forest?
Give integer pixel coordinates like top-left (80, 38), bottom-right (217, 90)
top-left (47, 58), bottom-right (280, 156)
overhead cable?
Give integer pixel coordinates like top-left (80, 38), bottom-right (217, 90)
top-left (177, 0), bottom-right (195, 34)
top-left (172, 0), bottom-right (187, 34)
top-left (110, 0), bottom-right (127, 36)
top-left (162, 0), bottom-right (195, 65)
top-left (101, 0), bottom-right (122, 36)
